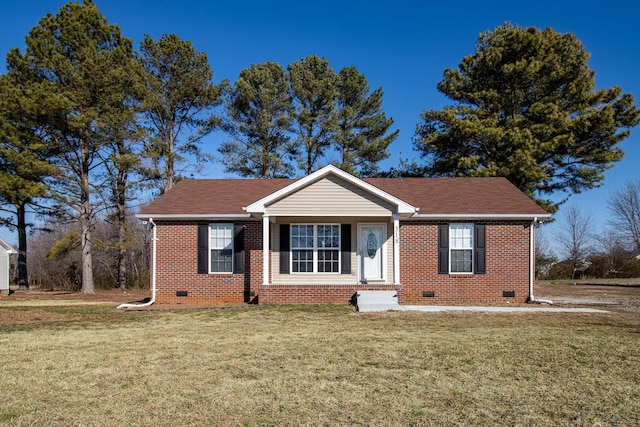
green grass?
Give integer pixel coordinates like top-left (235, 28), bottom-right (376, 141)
top-left (0, 305), bottom-right (639, 426)
top-left (0, 407), bottom-right (29, 422)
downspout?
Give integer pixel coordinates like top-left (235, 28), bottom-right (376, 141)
top-left (117, 218), bottom-right (157, 309)
top-left (528, 217), bottom-right (553, 305)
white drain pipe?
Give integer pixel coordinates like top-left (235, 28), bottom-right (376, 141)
top-left (117, 218), bottom-right (157, 309)
top-left (529, 217), bottom-right (553, 305)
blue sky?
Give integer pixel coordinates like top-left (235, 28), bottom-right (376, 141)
top-left (1, 0), bottom-right (639, 255)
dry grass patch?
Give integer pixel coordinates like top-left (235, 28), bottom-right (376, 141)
top-left (536, 280), bottom-right (640, 313)
top-left (0, 305), bottom-right (639, 426)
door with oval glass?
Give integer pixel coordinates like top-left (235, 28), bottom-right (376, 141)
top-left (359, 224), bottom-right (385, 281)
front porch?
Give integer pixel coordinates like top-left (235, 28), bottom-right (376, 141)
top-left (258, 282), bottom-right (402, 305)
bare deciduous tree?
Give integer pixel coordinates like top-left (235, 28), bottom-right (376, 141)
top-left (535, 226), bottom-right (557, 279)
top-left (607, 179), bottom-right (640, 254)
top-left (555, 204), bottom-right (595, 279)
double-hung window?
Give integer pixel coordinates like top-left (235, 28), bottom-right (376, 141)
top-left (197, 223), bottom-right (243, 275)
top-left (449, 223), bottom-right (473, 273)
top-left (438, 223), bottom-right (485, 275)
top-left (210, 224), bottom-right (233, 273)
top-left (291, 224), bottom-right (340, 273)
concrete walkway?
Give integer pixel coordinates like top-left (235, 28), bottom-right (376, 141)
top-left (355, 290), bottom-right (607, 313)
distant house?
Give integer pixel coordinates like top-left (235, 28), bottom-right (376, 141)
top-left (0, 238), bottom-right (16, 295)
top-left (137, 165), bottom-right (550, 306)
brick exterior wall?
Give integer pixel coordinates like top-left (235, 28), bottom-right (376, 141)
top-left (400, 220), bottom-right (531, 304)
top-left (153, 221), bottom-right (262, 305)
top-left (152, 219), bottom-right (532, 306)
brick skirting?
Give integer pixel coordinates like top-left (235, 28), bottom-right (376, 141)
top-left (259, 283), bottom-right (402, 305)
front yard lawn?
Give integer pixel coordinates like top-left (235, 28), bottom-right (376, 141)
top-left (0, 302), bottom-right (638, 426)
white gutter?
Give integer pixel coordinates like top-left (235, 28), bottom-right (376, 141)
top-left (528, 217), bottom-right (553, 305)
top-left (411, 213), bottom-right (552, 220)
top-left (135, 213), bottom-right (252, 221)
top-left (117, 218), bottom-right (157, 309)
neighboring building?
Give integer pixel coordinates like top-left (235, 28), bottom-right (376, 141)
top-left (137, 165), bottom-right (550, 306)
top-left (0, 238), bottom-right (16, 296)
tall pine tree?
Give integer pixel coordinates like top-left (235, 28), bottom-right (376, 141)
top-left (139, 33), bottom-right (224, 194)
top-left (289, 55), bottom-right (337, 175)
top-left (335, 66), bottom-right (398, 177)
top-left (219, 62), bottom-right (295, 178)
top-left (414, 23), bottom-right (639, 213)
top-left (7, 0), bottom-right (142, 293)
top-left (0, 73), bottom-right (59, 290)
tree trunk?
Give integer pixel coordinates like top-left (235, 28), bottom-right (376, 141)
top-left (80, 207), bottom-right (94, 293)
top-left (116, 200), bottom-right (127, 291)
top-left (80, 145), bottom-right (94, 294)
top-left (166, 132), bottom-right (175, 192)
top-left (16, 201), bottom-right (29, 290)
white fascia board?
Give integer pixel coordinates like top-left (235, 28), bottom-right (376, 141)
top-left (244, 165), bottom-right (417, 215)
top-left (410, 213), bottom-right (552, 221)
top-left (272, 212), bottom-right (395, 217)
top-left (135, 213), bottom-right (253, 221)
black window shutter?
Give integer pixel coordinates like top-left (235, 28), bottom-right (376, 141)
top-left (197, 224), bottom-right (208, 274)
top-left (475, 224), bottom-right (486, 274)
top-left (438, 224), bottom-right (449, 274)
top-left (279, 224), bottom-right (290, 274)
top-left (341, 224), bottom-right (351, 274)
top-left (233, 224), bottom-right (244, 273)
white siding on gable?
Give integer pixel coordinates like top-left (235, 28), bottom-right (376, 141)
top-left (266, 175), bottom-right (395, 216)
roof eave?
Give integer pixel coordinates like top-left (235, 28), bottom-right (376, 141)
top-left (135, 213), bottom-right (253, 221)
top-left (410, 213), bottom-right (552, 220)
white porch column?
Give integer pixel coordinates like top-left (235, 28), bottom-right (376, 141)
top-left (393, 214), bottom-right (400, 284)
top-left (262, 214), bottom-right (270, 285)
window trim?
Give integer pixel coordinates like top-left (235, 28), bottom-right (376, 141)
top-left (449, 223), bottom-right (474, 274)
top-left (209, 223), bottom-right (234, 274)
top-left (290, 223), bottom-right (341, 274)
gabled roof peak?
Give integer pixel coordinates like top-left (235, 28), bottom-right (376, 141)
top-left (244, 165), bottom-right (417, 216)
top-left (0, 237), bottom-right (16, 253)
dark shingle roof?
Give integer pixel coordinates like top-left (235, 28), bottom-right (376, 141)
top-left (139, 176), bottom-right (547, 217)
top-left (365, 177), bottom-right (547, 216)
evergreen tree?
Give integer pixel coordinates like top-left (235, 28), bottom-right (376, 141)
top-left (414, 23), bottom-right (639, 213)
top-left (289, 55), bottom-right (337, 175)
top-left (0, 73), bottom-right (58, 290)
top-left (219, 62), bottom-right (295, 178)
top-left (97, 72), bottom-right (146, 291)
top-left (7, 0), bottom-right (142, 293)
top-left (139, 33), bottom-right (224, 194)
top-left (335, 66), bottom-right (398, 177)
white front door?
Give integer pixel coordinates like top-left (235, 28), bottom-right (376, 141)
top-left (359, 224), bottom-right (385, 281)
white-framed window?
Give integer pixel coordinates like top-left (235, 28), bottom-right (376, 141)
top-left (210, 223), bottom-right (233, 273)
top-left (449, 223), bottom-right (473, 273)
top-left (291, 224), bottom-right (340, 273)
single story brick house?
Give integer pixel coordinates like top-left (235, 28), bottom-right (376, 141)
top-left (137, 165), bottom-right (550, 306)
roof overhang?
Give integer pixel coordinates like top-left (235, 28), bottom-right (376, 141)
top-left (410, 213), bottom-right (552, 221)
top-left (135, 213), bottom-right (253, 221)
top-left (244, 165), bottom-right (418, 217)
top-left (0, 238), bottom-right (16, 253)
